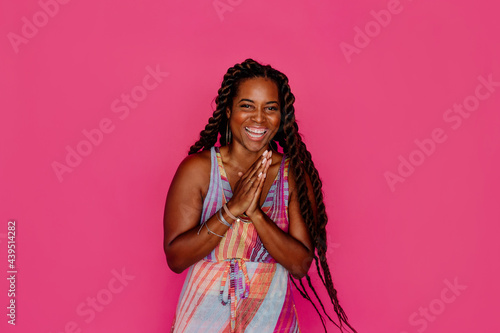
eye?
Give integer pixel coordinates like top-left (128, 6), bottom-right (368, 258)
top-left (241, 104), bottom-right (251, 108)
top-left (266, 106), bottom-right (279, 111)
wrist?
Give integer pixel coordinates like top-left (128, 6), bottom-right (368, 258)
top-left (225, 201), bottom-right (243, 218)
top-left (216, 209), bottom-right (233, 228)
top-left (246, 207), bottom-right (264, 221)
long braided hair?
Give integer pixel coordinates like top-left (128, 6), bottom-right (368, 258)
top-left (188, 58), bottom-right (356, 333)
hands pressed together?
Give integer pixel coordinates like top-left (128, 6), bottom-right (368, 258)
top-left (226, 149), bottom-right (273, 219)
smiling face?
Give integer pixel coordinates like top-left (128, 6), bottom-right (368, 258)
top-left (226, 77), bottom-right (281, 152)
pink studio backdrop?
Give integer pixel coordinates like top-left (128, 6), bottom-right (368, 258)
top-left (1, 0), bottom-right (499, 332)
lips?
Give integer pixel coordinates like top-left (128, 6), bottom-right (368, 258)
top-left (245, 127), bottom-right (268, 138)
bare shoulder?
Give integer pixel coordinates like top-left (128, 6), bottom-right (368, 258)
top-left (170, 149), bottom-right (212, 198)
top-left (163, 149), bottom-right (212, 249)
top-left (177, 149), bottom-right (211, 174)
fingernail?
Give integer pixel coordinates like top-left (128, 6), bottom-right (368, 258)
top-left (258, 172), bottom-right (262, 178)
top-left (262, 158), bottom-right (267, 164)
top-left (262, 150), bottom-right (268, 156)
top-left (268, 151), bottom-right (272, 158)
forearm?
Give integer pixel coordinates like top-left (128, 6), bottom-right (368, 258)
top-left (165, 209), bottom-right (235, 273)
top-left (250, 210), bottom-right (313, 278)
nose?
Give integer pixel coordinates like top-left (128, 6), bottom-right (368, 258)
top-left (251, 107), bottom-right (264, 123)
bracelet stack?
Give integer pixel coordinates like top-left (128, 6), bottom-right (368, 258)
top-left (217, 210), bottom-right (232, 228)
top-left (223, 203), bottom-right (240, 223)
top-left (196, 203), bottom-right (241, 238)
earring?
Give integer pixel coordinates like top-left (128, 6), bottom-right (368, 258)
top-left (225, 121), bottom-right (232, 145)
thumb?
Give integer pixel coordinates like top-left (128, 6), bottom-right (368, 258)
top-left (237, 172), bottom-right (243, 177)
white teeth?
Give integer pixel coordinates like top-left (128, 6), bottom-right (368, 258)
top-left (245, 127), bottom-right (267, 134)
top-left (247, 131), bottom-right (264, 138)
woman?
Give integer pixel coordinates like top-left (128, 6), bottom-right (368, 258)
top-left (164, 59), bottom-right (356, 332)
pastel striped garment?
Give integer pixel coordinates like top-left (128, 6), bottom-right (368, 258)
top-left (171, 146), bottom-right (301, 333)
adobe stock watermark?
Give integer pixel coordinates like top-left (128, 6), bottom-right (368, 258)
top-left (7, 0), bottom-right (72, 54)
top-left (213, 0), bottom-right (243, 22)
top-left (340, 0), bottom-right (410, 64)
top-left (385, 74), bottom-right (499, 192)
top-left (51, 64), bottom-right (169, 182)
top-left (49, 267), bottom-right (135, 333)
top-left (6, 220), bottom-right (18, 325)
top-left (400, 277), bottom-right (467, 333)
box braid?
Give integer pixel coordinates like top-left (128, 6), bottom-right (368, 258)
top-left (188, 59), bottom-right (356, 333)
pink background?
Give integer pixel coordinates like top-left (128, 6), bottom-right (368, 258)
top-left (1, 0), bottom-right (499, 332)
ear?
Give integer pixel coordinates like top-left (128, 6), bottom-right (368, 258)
top-left (226, 106), bottom-right (231, 119)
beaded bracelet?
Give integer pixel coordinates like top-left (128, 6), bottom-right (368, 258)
top-left (217, 210), bottom-right (232, 229)
top-left (223, 203), bottom-right (240, 223)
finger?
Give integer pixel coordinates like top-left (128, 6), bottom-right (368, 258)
top-left (242, 171), bottom-right (263, 196)
top-left (249, 153), bottom-right (272, 183)
top-left (240, 170), bottom-right (261, 195)
top-left (249, 156), bottom-right (271, 185)
top-left (242, 156), bottom-right (272, 212)
top-left (251, 153), bottom-right (269, 176)
top-left (238, 156), bottom-right (265, 181)
top-left (253, 163), bottom-right (270, 203)
top-left (256, 151), bottom-right (272, 175)
top-left (247, 171), bottom-right (266, 210)
top-left (241, 153), bottom-right (269, 183)
top-left (248, 150), bottom-right (271, 173)
top-left (239, 151), bottom-right (274, 193)
top-left (260, 157), bottom-right (272, 179)
top-left (248, 156), bottom-right (272, 194)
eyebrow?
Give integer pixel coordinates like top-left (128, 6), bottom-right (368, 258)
top-left (237, 98), bottom-right (279, 105)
